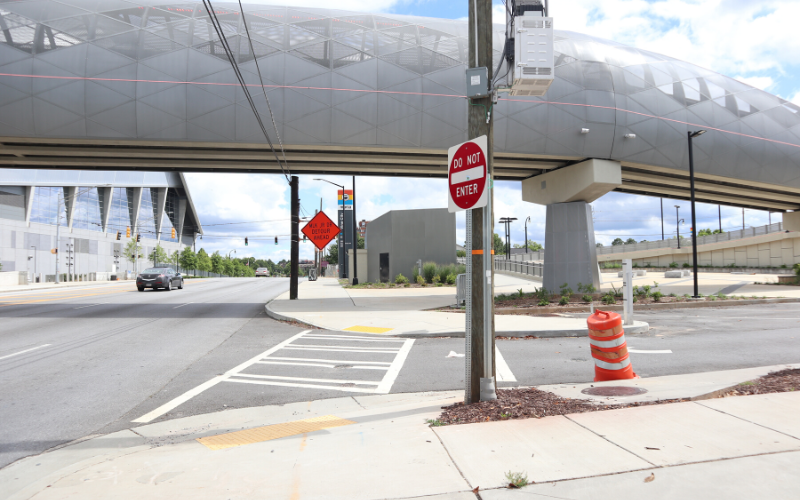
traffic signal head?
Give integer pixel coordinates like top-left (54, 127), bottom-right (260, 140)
top-left (274, 236), bottom-right (278, 245)
top-left (245, 237), bottom-right (249, 246)
top-left (171, 227), bottom-right (176, 239)
top-left (116, 231), bottom-right (121, 240)
top-left (126, 226), bottom-right (131, 238)
top-left (136, 234), bottom-right (141, 242)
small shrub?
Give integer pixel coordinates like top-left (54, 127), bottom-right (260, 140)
top-left (652, 291), bottom-right (663, 302)
top-left (669, 262), bottom-right (679, 268)
top-left (683, 293), bottom-right (690, 298)
top-left (415, 274), bottom-right (425, 285)
top-left (717, 293), bottom-right (728, 300)
top-left (632, 295), bottom-right (638, 303)
top-left (578, 283), bottom-right (597, 294)
top-left (394, 273), bottom-right (409, 284)
top-left (518, 288), bottom-right (524, 298)
top-left (534, 287), bottom-right (549, 301)
top-left (538, 298), bottom-right (550, 306)
top-left (669, 293), bottom-right (677, 297)
top-left (709, 295), bottom-right (717, 301)
top-left (682, 262), bottom-right (691, 268)
top-left (505, 471), bottom-right (528, 489)
top-left (602, 293), bottom-right (615, 305)
top-left (559, 296), bottom-right (570, 305)
top-left (426, 419), bottom-right (446, 427)
top-left (432, 274), bottom-right (441, 284)
top-left (560, 283), bottom-right (573, 297)
top-left (582, 294), bottom-right (592, 303)
top-left (795, 263), bottom-right (800, 277)
top-left (422, 262), bottom-right (438, 283)
top-left (446, 273), bottom-right (456, 285)
top-left (456, 250), bottom-right (466, 258)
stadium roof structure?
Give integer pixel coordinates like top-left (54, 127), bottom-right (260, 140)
top-left (0, 1), bottom-right (799, 210)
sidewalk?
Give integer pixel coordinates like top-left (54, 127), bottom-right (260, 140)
top-left (3, 364), bottom-right (799, 500)
top-left (0, 280), bottom-right (129, 294)
top-left (267, 277), bottom-right (649, 337)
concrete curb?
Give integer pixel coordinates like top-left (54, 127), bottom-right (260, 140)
top-left (491, 297), bottom-right (800, 315)
top-left (264, 299), bottom-right (649, 338)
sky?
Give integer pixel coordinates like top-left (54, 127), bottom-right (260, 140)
top-left (185, 0), bottom-right (800, 262)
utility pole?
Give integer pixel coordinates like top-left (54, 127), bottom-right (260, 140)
top-left (661, 198), bottom-right (664, 240)
top-left (290, 176), bottom-right (299, 299)
top-left (352, 175), bottom-right (358, 285)
top-left (718, 206), bottom-right (722, 233)
top-left (468, 0), bottom-right (496, 403)
top-left (742, 207), bottom-right (745, 230)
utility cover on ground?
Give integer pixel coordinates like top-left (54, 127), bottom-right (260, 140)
top-left (448, 135), bottom-right (489, 212)
top-left (302, 212), bottom-right (341, 250)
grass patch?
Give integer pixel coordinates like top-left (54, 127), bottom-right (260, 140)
top-left (426, 419), bottom-right (446, 427)
top-left (505, 471), bottom-right (529, 488)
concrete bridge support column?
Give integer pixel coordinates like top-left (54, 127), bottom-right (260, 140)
top-left (522, 159), bottom-right (622, 292)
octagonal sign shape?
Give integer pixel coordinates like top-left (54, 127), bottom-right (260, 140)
top-left (302, 211), bottom-right (341, 250)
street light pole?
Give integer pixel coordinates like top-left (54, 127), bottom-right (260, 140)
top-left (524, 216), bottom-right (530, 254)
top-left (352, 175), bottom-right (358, 285)
top-left (718, 206), bottom-right (722, 233)
top-left (687, 130), bottom-right (705, 298)
top-left (661, 198), bottom-right (664, 240)
top-left (675, 205), bottom-right (681, 249)
top-left (498, 218), bottom-right (516, 260)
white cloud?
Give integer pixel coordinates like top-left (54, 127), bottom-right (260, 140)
top-left (791, 91), bottom-right (800, 106)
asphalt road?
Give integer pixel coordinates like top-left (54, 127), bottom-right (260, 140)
top-left (2, 280), bottom-right (799, 470)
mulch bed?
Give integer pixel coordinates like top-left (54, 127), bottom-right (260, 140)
top-left (435, 369), bottom-right (800, 426)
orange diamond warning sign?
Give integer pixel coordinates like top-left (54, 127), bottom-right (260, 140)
top-left (302, 211), bottom-right (341, 251)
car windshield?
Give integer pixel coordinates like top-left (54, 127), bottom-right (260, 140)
top-left (142, 268), bottom-right (165, 274)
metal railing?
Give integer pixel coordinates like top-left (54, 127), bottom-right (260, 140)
top-left (597, 222), bottom-right (787, 255)
top-left (494, 259), bottom-right (543, 278)
top-left (456, 273), bottom-right (467, 305)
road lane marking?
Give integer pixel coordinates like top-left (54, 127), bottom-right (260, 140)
top-left (256, 361), bottom-right (389, 370)
top-left (0, 344), bottom-right (52, 361)
top-left (232, 374), bottom-right (380, 385)
top-left (282, 347), bottom-right (401, 354)
top-left (495, 346), bottom-right (517, 382)
top-left (0, 290), bottom-right (129, 308)
top-left (628, 349), bottom-right (673, 354)
top-left (73, 302), bottom-right (108, 310)
top-left (301, 335), bottom-right (406, 343)
top-left (376, 339), bottom-right (414, 394)
top-left (224, 378), bottom-right (378, 393)
top-left (343, 325), bottom-right (394, 334)
top-left (288, 343), bottom-right (400, 350)
top-left (132, 330), bottom-right (311, 423)
top-left (173, 302), bottom-right (194, 309)
top-left (267, 356), bottom-right (391, 365)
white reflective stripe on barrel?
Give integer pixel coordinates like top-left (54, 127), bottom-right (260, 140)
top-left (590, 336), bottom-right (627, 348)
top-left (593, 357), bottom-right (631, 370)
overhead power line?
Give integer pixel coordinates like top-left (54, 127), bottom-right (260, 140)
top-left (201, 0), bottom-right (291, 183)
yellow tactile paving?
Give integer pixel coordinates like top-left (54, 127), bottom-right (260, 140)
top-left (343, 325), bottom-right (394, 334)
top-left (196, 415), bottom-right (356, 451)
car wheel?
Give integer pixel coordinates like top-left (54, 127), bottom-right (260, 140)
top-left (165, 280), bottom-right (172, 291)
top-left (178, 279), bottom-right (183, 289)
top-left (137, 287), bottom-right (144, 292)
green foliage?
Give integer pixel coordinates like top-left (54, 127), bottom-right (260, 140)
top-left (582, 294), bottom-right (593, 303)
top-left (122, 239), bottom-right (143, 265)
top-left (682, 262), bottom-right (691, 268)
top-left (716, 293), bottom-right (728, 300)
top-left (422, 262), bottom-right (438, 283)
top-left (517, 288), bottom-right (524, 298)
top-left (505, 471), bottom-right (528, 489)
top-left (652, 291), bottom-right (663, 302)
top-left (148, 244), bottom-right (169, 266)
top-left (456, 250), bottom-right (466, 258)
top-left (538, 298), bottom-right (550, 306)
top-left (394, 273), bottom-right (409, 284)
top-left (415, 274), bottom-right (425, 285)
top-left (210, 251), bottom-right (223, 274)
top-left (168, 250), bottom-right (180, 270)
top-left (625, 238), bottom-right (637, 244)
top-left (577, 283), bottom-right (597, 294)
top-left (612, 238), bottom-right (624, 246)
top-left (596, 242), bottom-right (604, 248)
top-left (425, 419), bottom-right (446, 427)
top-left (602, 292), bottom-right (616, 305)
top-left (326, 243), bottom-right (339, 265)
top-left (196, 248), bottom-right (212, 272)
top-left (446, 274), bottom-right (456, 285)
top-left (432, 274), bottom-right (441, 284)
top-left (513, 240), bottom-right (543, 251)
top-left (178, 247), bottom-right (197, 273)
top-left (669, 262), bottom-right (679, 268)
top-left (559, 283), bottom-right (573, 297)
top-left (558, 296), bottom-right (570, 305)
top-left (493, 233), bottom-right (506, 255)
top-left (795, 263), bottom-right (800, 277)
top-left (534, 287), bottom-right (549, 301)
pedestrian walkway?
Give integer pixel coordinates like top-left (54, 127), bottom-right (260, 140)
top-left (3, 364), bottom-right (798, 500)
top-left (267, 277), bottom-right (649, 337)
top-left (601, 271), bottom-right (800, 298)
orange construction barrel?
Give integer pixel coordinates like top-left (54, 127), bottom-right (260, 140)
top-left (587, 309), bottom-right (637, 382)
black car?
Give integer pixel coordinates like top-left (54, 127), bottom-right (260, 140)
top-left (136, 267), bottom-right (184, 291)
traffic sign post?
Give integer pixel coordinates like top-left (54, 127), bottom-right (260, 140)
top-left (301, 211), bottom-right (341, 251)
top-left (447, 135), bottom-right (496, 402)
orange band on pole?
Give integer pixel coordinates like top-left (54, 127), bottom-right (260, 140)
top-left (471, 250), bottom-right (496, 255)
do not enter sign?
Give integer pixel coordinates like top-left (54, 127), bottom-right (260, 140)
top-left (448, 135), bottom-right (489, 212)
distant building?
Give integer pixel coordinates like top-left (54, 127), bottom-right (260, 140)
top-left (0, 170), bottom-right (201, 282)
top-left (358, 220), bottom-right (369, 239)
top-left (366, 208), bottom-right (456, 283)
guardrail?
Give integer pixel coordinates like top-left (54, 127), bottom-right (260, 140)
top-left (494, 259), bottom-right (543, 278)
top-left (597, 222), bottom-right (787, 255)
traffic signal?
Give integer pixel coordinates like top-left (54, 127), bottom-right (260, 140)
top-left (136, 234), bottom-right (141, 242)
top-left (245, 237), bottom-right (249, 246)
top-left (274, 236), bottom-right (278, 245)
top-left (171, 227), bottom-right (176, 239)
top-left (303, 234), bottom-right (307, 242)
top-left (50, 248), bottom-right (57, 254)
top-left (116, 231), bottom-right (121, 240)
top-left (126, 226), bottom-right (131, 238)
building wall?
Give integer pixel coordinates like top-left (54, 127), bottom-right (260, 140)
top-left (1, 218), bottom-right (187, 280)
top-left (597, 231), bottom-right (800, 268)
top-left (366, 208), bottom-right (456, 283)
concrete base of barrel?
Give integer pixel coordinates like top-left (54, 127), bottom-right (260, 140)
top-left (665, 270), bottom-right (691, 278)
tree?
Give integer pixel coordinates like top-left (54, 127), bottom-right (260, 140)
top-left (625, 238), bottom-right (637, 245)
top-left (196, 248), bottom-right (212, 272)
top-left (169, 250), bottom-right (180, 270)
top-left (596, 242), bottom-right (604, 248)
top-left (357, 235), bottom-right (365, 249)
top-left (123, 239), bottom-right (143, 265)
top-left (210, 251), bottom-right (223, 274)
top-left (326, 244), bottom-right (338, 265)
top-left (222, 258), bottom-right (235, 276)
top-left (456, 250), bottom-right (466, 257)
top-left (512, 239), bottom-right (543, 251)
top-left (149, 244), bottom-right (168, 266)
top-left (493, 233), bottom-right (506, 255)
top-left (179, 247), bottom-right (197, 273)
top-left (611, 238), bottom-right (624, 246)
